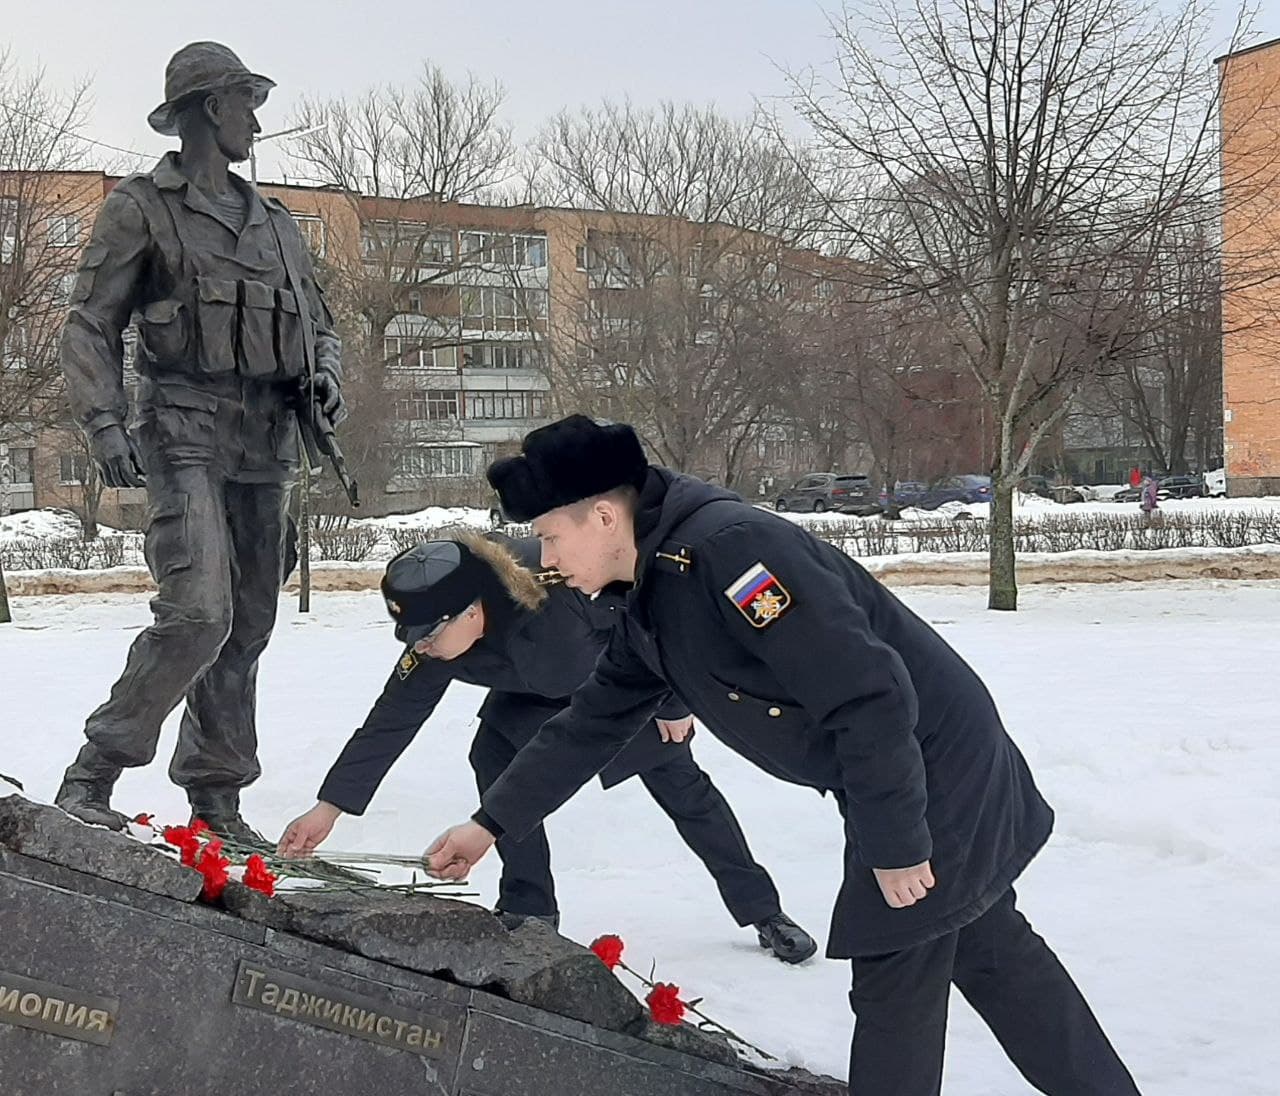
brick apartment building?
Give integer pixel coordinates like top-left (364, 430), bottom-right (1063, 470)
top-left (2, 167), bottom-right (844, 527)
top-left (1218, 37), bottom-right (1280, 496)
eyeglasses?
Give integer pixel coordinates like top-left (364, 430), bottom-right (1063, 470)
top-left (417, 617), bottom-right (451, 645)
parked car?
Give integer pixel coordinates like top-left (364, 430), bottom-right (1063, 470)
top-left (1113, 473), bottom-right (1204, 503)
top-left (1019, 475), bottom-right (1053, 498)
top-left (1203, 468), bottom-right (1227, 497)
top-left (775, 473), bottom-right (875, 514)
top-left (882, 475), bottom-right (994, 511)
top-left (1157, 474), bottom-right (1205, 500)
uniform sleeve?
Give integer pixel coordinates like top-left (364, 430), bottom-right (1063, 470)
top-left (578, 588), bottom-right (688, 721)
top-left (704, 522), bottom-right (931, 869)
top-left (316, 654), bottom-right (452, 815)
top-left (60, 188), bottom-right (149, 436)
top-left (480, 622), bottom-right (670, 838)
top-left (654, 694), bottom-right (692, 721)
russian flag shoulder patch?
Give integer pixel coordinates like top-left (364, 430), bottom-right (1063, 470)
top-left (723, 562), bottom-right (793, 628)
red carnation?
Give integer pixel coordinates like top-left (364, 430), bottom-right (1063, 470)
top-left (243, 854), bottom-right (277, 898)
top-left (645, 982), bottom-right (685, 1026)
top-left (191, 819), bottom-right (210, 837)
top-left (590, 934), bottom-right (625, 971)
top-left (195, 839), bottom-right (230, 901)
top-left (163, 824), bottom-right (201, 867)
top-left (133, 813), bottom-right (155, 826)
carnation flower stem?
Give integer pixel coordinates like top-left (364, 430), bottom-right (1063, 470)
top-left (616, 961), bottom-right (776, 1061)
top-left (297, 880), bottom-right (477, 897)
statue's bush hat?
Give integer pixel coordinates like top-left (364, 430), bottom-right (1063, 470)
top-left (148, 42), bottom-right (275, 136)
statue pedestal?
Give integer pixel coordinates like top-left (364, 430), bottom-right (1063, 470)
top-left (0, 797), bottom-right (844, 1095)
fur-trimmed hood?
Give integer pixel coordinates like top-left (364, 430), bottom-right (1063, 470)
top-left (455, 530), bottom-right (548, 613)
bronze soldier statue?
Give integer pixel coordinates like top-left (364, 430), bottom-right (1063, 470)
top-left (54, 43), bottom-right (345, 843)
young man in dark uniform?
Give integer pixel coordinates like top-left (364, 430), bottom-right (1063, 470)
top-left (279, 532), bottom-right (815, 961)
top-left (426, 417), bottom-right (1141, 1095)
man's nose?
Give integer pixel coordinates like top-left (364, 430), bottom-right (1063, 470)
top-left (250, 113), bottom-right (261, 135)
top-left (540, 544), bottom-right (555, 568)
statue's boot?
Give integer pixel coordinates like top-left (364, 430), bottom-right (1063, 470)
top-left (189, 788), bottom-right (273, 852)
top-left (55, 746), bottom-right (130, 831)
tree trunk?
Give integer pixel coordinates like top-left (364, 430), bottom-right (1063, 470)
top-left (987, 479), bottom-right (1018, 611)
top-left (0, 558), bottom-right (11, 624)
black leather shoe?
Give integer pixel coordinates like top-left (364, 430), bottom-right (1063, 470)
top-left (55, 777), bottom-right (129, 831)
top-left (755, 912), bottom-right (818, 964)
top-left (495, 909), bottom-right (561, 931)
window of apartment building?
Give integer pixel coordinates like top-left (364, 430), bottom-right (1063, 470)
top-left (2, 325), bottom-right (28, 369)
top-left (1, 196), bottom-right (17, 263)
top-left (52, 271), bottom-right (77, 307)
top-left (464, 343), bottom-right (542, 370)
top-left (290, 213), bottom-right (327, 258)
top-left (59, 452), bottom-right (90, 485)
top-left (395, 445), bottom-right (479, 479)
top-left (461, 231), bottom-right (547, 269)
top-left (47, 214), bottom-right (80, 248)
top-left (394, 389), bottom-right (460, 421)
top-left (3, 446), bottom-right (34, 485)
top-left (464, 390), bottom-right (547, 420)
top-left (363, 221), bottom-right (454, 264)
top-left (384, 338), bottom-right (458, 372)
top-left (460, 286), bottom-right (547, 329)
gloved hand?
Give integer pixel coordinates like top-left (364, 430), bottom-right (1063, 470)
top-left (313, 368), bottom-right (347, 427)
top-left (89, 424), bottom-right (146, 488)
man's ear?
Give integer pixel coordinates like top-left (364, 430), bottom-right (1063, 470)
top-left (201, 93), bottom-right (222, 128)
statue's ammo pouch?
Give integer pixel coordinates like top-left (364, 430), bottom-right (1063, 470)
top-left (190, 275), bottom-right (306, 379)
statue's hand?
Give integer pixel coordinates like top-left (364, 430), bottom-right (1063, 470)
top-left (313, 369), bottom-right (347, 427)
top-left (90, 424), bottom-right (146, 488)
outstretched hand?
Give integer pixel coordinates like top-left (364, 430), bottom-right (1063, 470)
top-left (277, 801), bottom-right (342, 857)
top-left (423, 820), bottom-right (496, 881)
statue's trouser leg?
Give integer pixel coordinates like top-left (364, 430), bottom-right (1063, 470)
top-left (66, 463), bottom-right (233, 783)
top-left (170, 480), bottom-right (293, 800)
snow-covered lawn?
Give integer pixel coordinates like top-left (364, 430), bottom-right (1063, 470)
top-left (2, 581), bottom-right (1277, 1092)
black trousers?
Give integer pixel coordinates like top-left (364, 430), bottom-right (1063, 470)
top-left (469, 721), bottom-right (781, 925)
top-left (848, 889), bottom-right (1140, 1095)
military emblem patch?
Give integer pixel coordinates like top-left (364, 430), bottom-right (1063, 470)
top-left (396, 649), bottom-right (419, 680)
top-left (724, 562), bottom-right (792, 628)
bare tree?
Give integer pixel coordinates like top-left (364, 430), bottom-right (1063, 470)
top-left (789, 0), bottom-right (1237, 609)
top-left (791, 286), bottom-right (984, 494)
top-left (1097, 212), bottom-right (1222, 473)
top-left (529, 102), bottom-right (824, 487)
top-left (0, 50), bottom-right (99, 622)
top-left (284, 65), bottom-right (518, 509)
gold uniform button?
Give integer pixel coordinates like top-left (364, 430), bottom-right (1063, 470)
top-left (768, 706), bottom-right (782, 717)
top-left (728, 692), bottom-right (741, 701)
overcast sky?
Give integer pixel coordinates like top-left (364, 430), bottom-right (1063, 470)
top-left (3, 0), bottom-right (1269, 183)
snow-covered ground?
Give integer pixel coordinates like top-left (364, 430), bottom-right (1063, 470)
top-left (3, 581), bottom-right (1277, 1091)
